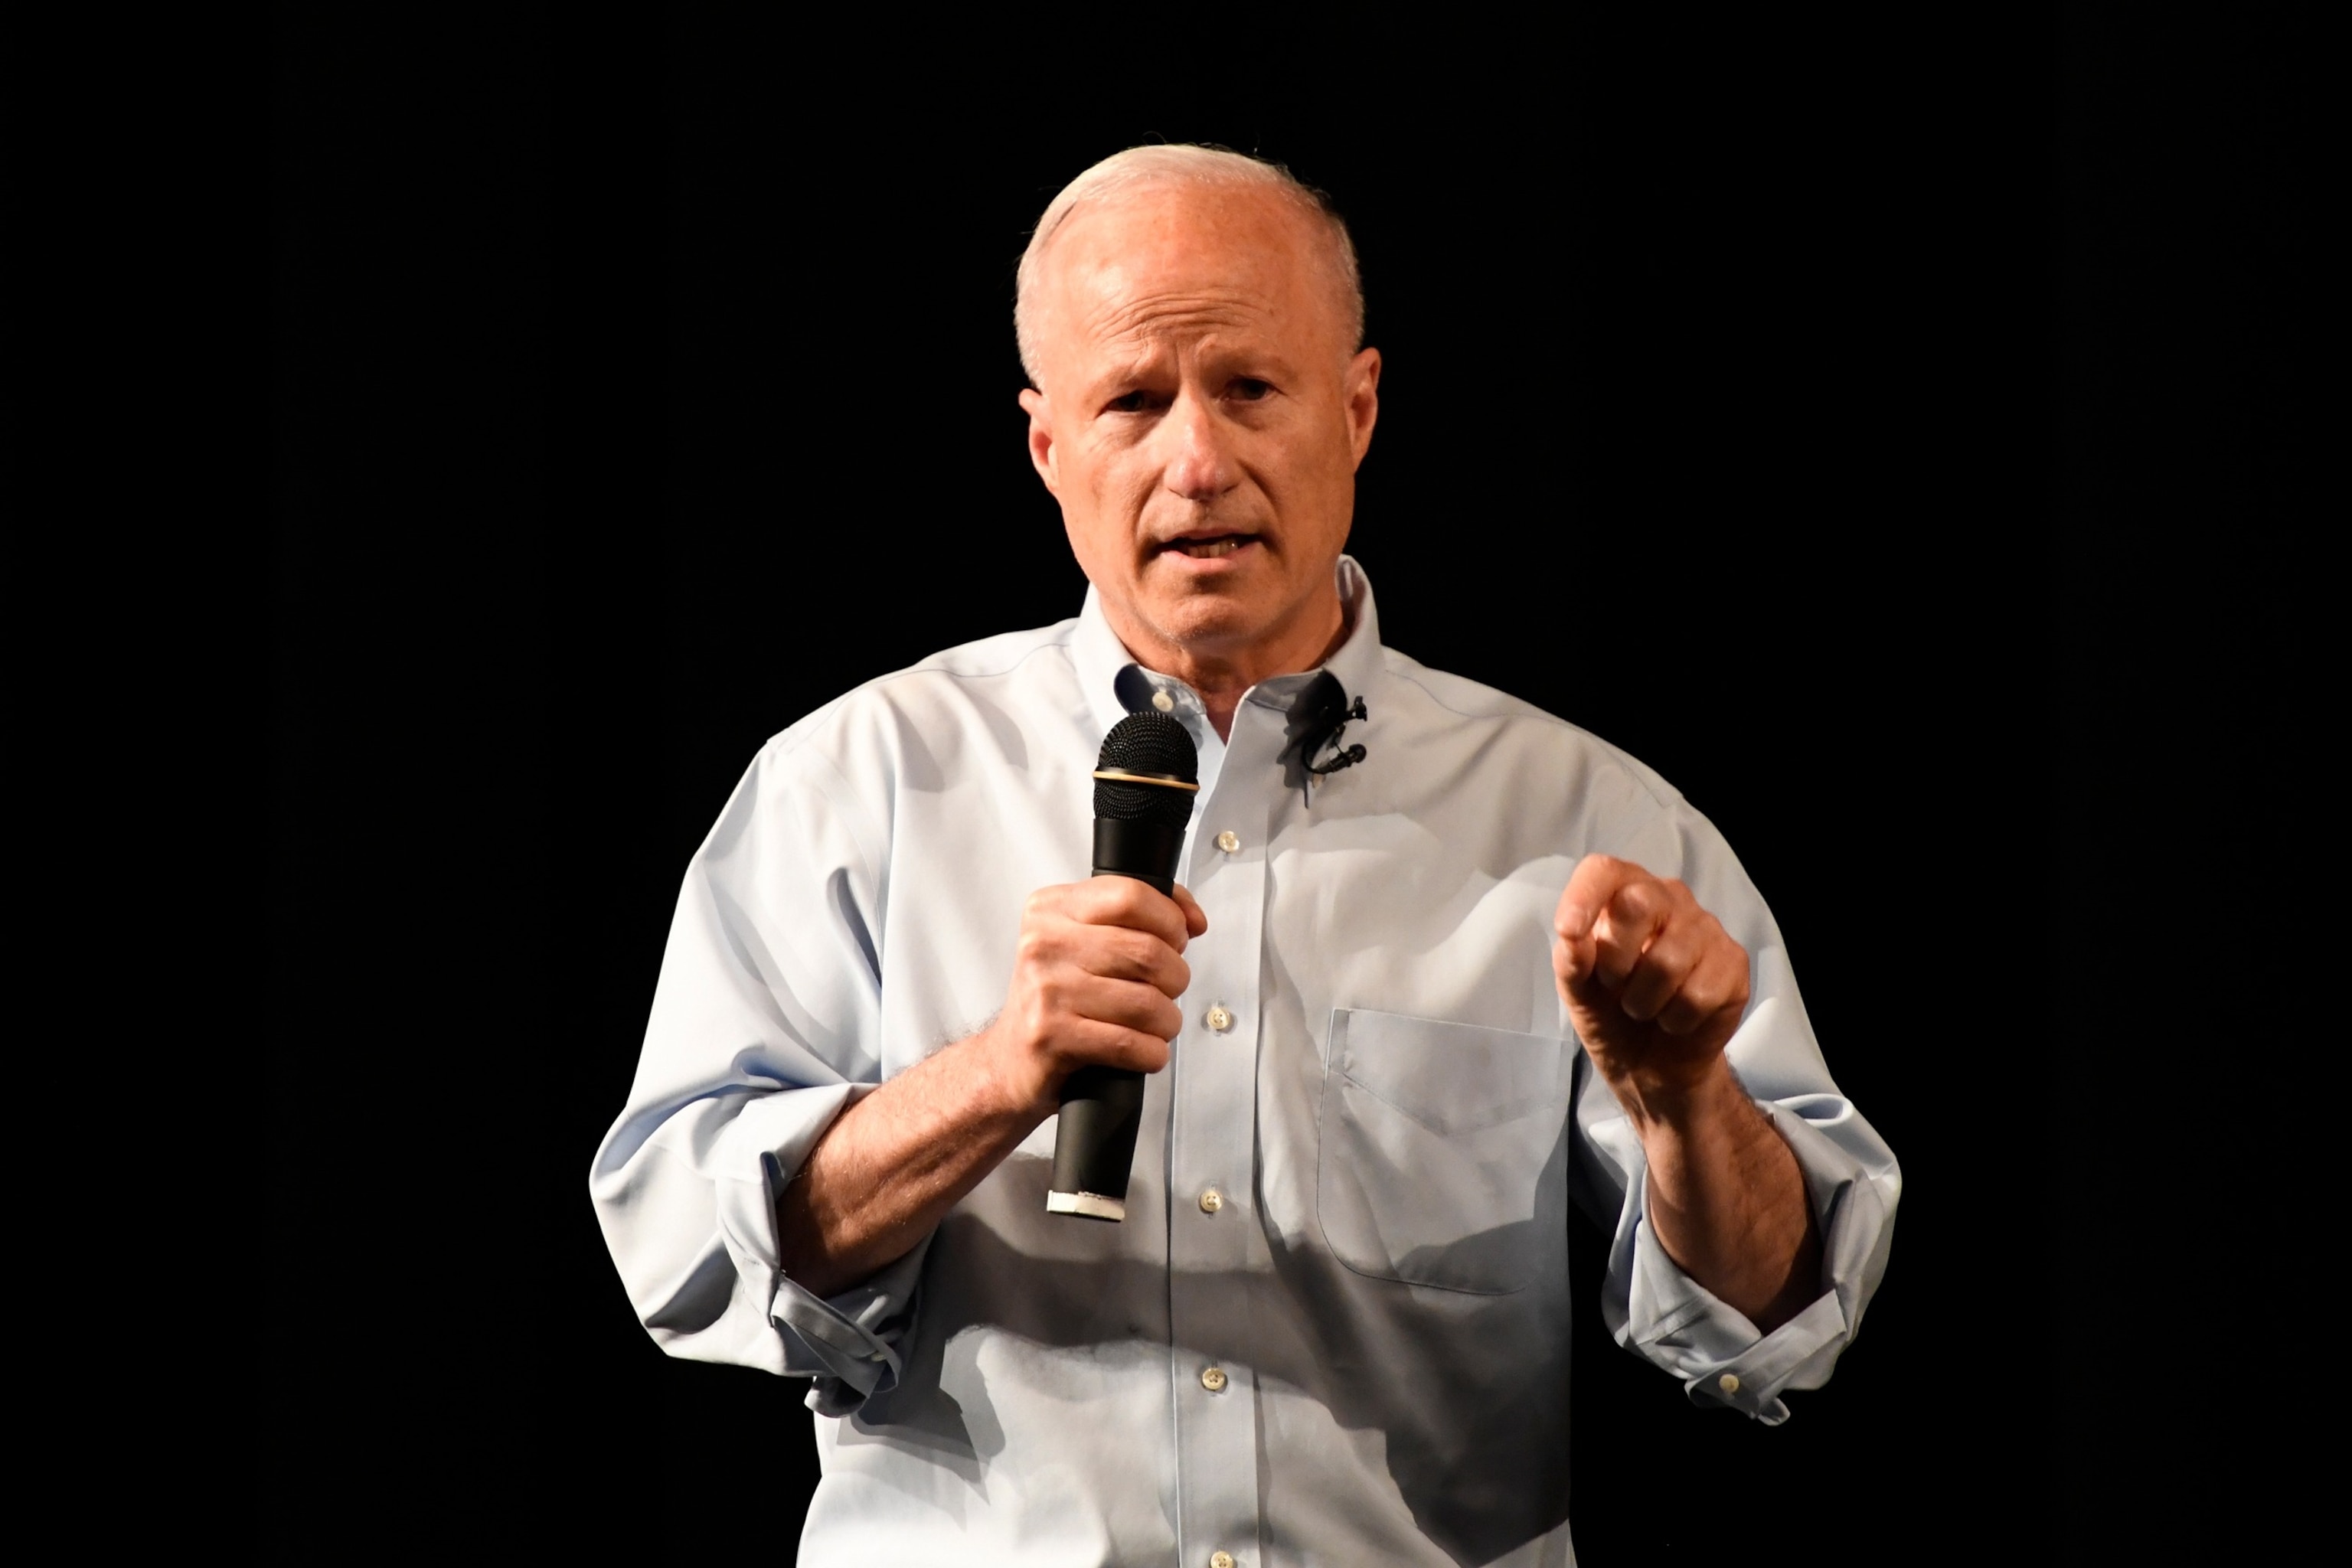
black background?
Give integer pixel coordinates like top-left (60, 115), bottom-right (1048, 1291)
top-left (265, 7), bottom-right (2315, 1561)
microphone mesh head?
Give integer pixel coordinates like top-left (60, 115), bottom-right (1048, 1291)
top-left (1094, 712), bottom-right (1200, 828)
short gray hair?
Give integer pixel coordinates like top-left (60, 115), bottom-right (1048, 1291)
top-left (1014, 145), bottom-right (1365, 387)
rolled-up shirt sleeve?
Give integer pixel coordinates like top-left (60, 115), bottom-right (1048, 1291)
top-left (1570, 795), bottom-right (1903, 1426)
top-left (588, 730), bottom-right (923, 1415)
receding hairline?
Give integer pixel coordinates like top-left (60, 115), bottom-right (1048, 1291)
top-left (1014, 145), bottom-right (1365, 388)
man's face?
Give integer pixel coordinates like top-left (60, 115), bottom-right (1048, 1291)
top-left (1020, 184), bottom-right (1380, 680)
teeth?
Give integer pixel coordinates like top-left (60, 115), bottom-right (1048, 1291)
top-left (1177, 539), bottom-right (1246, 558)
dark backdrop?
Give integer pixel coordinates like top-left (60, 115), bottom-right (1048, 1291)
top-left (268, 8), bottom-right (2314, 1561)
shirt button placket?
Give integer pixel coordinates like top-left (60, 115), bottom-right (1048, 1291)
top-left (1171, 718), bottom-right (1269, 1568)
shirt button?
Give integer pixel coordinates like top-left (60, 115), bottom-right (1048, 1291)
top-left (1718, 1373), bottom-right (1740, 1395)
top-left (1200, 1366), bottom-right (1229, 1393)
top-left (1204, 1004), bottom-right (1233, 1033)
top-left (1151, 689), bottom-right (1175, 713)
top-left (1198, 1187), bottom-right (1224, 1214)
top-left (1210, 1554), bottom-right (1236, 1568)
top-left (1214, 829), bottom-right (1240, 854)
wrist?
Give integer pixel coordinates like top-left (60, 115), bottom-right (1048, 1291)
top-left (971, 1014), bottom-right (1063, 1122)
top-left (1606, 1053), bottom-right (1746, 1134)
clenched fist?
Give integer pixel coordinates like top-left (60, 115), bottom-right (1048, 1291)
top-left (1552, 854), bottom-right (1750, 1109)
top-left (982, 875), bottom-right (1209, 1116)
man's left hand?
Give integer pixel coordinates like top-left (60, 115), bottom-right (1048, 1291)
top-left (1551, 853), bottom-right (1820, 1328)
top-left (1552, 853), bottom-right (1750, 1112)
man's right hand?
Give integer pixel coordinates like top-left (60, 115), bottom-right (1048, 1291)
top-left (776, 877), bottom-right (1204, 1298)
top-left (980, 877), bottom-right (1208, 1116)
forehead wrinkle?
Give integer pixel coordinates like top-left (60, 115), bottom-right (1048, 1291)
top-left (1081, 287), bottom-right (1267, 352)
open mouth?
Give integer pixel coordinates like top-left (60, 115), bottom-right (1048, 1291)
top-left (1160, 533), bottom-right (1259, 560)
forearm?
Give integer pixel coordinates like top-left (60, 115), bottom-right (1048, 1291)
top-left (1620, 1059), bottom-right (1821, 1332)
top-left (776, 1026), bottom-right (1049, 1299)
top-left (775, 877), bottom-right (1202, 1300)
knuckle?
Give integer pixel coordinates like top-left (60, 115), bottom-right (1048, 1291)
top-left (1637, 923), bottom-right (1684, 960)
top-left (1692, 961), bottom-right (1746, 1015)
top-left (1681, 975), bottom-right (1730, 1016)
top-left (1611, 882), bottom-right (1658, 920)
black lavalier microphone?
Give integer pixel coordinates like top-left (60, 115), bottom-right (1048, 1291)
top-left (1047, 711), bottom-right (1200, 1221)
top-left (1281, 671), bottom-right (1368, 805)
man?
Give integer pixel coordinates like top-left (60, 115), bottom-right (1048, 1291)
top-left (592, 145), bottom-right (1898, 1566)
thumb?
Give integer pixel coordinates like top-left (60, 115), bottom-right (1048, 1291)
top-left (1553, 926), bottom-right (1598, 988)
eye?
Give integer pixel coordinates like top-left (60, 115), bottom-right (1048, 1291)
top-left (1227, 377), bottom-right (1273, 403)
top-left (1105, 389), bottom-right (1168, 415)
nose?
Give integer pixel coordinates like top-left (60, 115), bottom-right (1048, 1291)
top-left (1161, 390), bottom-right (1234, 504)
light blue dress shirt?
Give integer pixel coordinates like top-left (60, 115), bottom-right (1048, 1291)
top-left (590, 558), bottom-right (1899, 1566)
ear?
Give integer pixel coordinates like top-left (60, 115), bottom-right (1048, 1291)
top-left (1018, 387), bottom-right (1060, 496)
top-left (1342, 348), bottom-right (1381, 470)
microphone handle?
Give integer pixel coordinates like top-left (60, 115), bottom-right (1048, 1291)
top-left (1047, 819), bottom-right (1185, 1220)
top-left (1051, 1065), bottom-right (1145, 1217)
top-left (1088, 818), bottom-right (1180, 896)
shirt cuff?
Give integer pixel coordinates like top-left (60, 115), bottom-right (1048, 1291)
top-left (1598, 1098), bottom-right (1894, 1426)
top-left (772, 1239), bottom-right (933, 1416)
top-left (707, 1081), bottom-right (931, 1414)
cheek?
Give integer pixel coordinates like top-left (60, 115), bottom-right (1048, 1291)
top-left (1053, 451), bottom-right (1149, 558)
top-left (1265, 430), bottom-right (1357, 531)
top-left (1077, 450), bottom-right (1165, 531)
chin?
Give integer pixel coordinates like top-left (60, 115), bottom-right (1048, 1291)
top-left (1145, 593), bottom-right (1285, 655)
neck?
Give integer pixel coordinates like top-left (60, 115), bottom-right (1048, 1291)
top-left (1112, 590), bottom-right (1351, 742)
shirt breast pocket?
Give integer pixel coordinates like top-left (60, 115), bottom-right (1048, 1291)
top-left (1315, 1008), bottom-right (1570, 1295)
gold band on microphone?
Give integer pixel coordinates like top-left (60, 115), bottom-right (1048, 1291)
top-left (1091, 769), bottom-right (1201, 792)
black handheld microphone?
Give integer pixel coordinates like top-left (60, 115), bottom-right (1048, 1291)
top-left (1047, 710), bottom-right (1200, 1220)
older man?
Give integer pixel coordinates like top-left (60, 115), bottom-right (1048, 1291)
top-left (593, 146), bottom-right (1898, 1566)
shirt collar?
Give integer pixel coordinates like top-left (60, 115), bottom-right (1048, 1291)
top-left (1070, 555), bottom-right (1386, 742)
